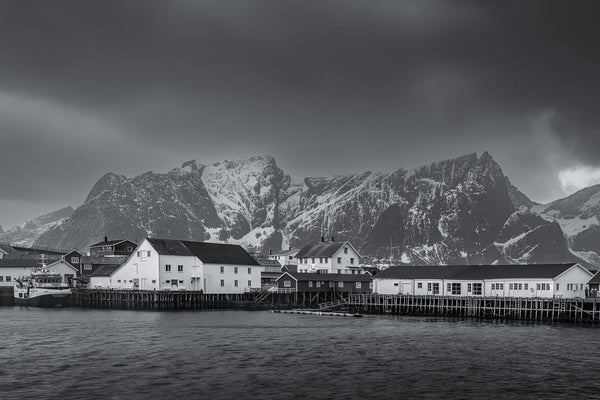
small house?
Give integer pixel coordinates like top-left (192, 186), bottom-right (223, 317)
top-left (295, 239), bottom-right (362, 274)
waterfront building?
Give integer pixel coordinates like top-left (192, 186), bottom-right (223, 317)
top-left (276, 270), bottom-right (372, 294)
top-left (373, 263), bottom-right (594, 298)
top-left (295, 239), bottom-right (363, 274)
top-left (62, 249), bottom-right (86, 272)
top-left (588, 271), bottom-right (600, 298)
top-left (253, 254), bottom-right (285, 288)
top-left (0, 258), bottom-right (78, 287)
top-left (90, 238), bottom-right (261, 293)
top-left (0, 247), bottom-right (7, 259)
top-left (268, 248), bottom-right (299, 267)
top-left (0, 244), bottom-right (68, 261)
top-left (89, 238), bottom-right (137, 257)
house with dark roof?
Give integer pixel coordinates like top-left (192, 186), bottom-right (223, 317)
top-left (89, 237), bottom-right (137, 257)
top-left (268, 248), bottom-right (299, 267)
top-left (89, 238), bottom-right (261, 293)
top-left (0, 258), bottom-right (78, 287)
top-left (373, 263), bottom-right (594, 298)
top-left (588, 271), bottom-right (600, 297)
top-left (296, 239), bottom-right (362, 274)
top-left (275, 271), bottom-right (372, 294)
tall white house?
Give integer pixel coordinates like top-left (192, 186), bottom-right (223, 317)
top-left (296, 240), bottom-right (362, 274)
top-left (90, 238), bottom-right (262, 293)
top-left (373, 263), bottom-right (594, 299)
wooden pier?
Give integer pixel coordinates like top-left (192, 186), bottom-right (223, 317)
top-left (347, 294), bottom-right (600, 323)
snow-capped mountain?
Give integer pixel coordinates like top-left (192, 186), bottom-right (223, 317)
top-left (1, 206), bottom-right (73, 247)
top-left (32, 153), bottom-right (591, 267)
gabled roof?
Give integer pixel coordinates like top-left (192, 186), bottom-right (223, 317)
top-left (46, 259), bottom-right (79, 272)
top-left (146, 238), bottom-right (194, 256)
top-left (81, 255), bottom-right (129, 267)
top-left (90, 265), bottom-right (121, 277)
top-left (254, 257), bottom-right (282, 268)
top-left (271, 249), bottom-right (298, 257)
top-left (276, 271), bottom-right (372, 282)
top-left (145, 238), bottom-right (260, 266)
top-left (588, 270), bottom-right (600, 285)
top-left (374, 263), bottom-right (585, 280)
top-left (0, 258), bottom-right (40, 268)
top-left (296, 242), bottom-right (348, 258)
top-left (89, 239), bottom-right (137, 248)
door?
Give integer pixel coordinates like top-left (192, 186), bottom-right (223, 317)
top-left (402, 282), bottom-right (411, 295)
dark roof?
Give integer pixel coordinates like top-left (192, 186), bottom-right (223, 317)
top-left (146, 238), bottom-right (194, 256)
top-left (588, 271), bottom-right (600, 285)
top-left (81, 255), bottom-right (129, 266)
top-left (271, 249), bottom-right (298, 256)
top-left (146, 238), bottom-right (260, 266)
top-left (181, 240), bottom-right (260, 266)
top-left (375, 263), bottom-right (584, 280)
top-left (11, 245), bottom-right (69, 255)
top-left (90, 265), bottom-right (121, 277)
top-left (0, 258), bottom-right (40, 268)
top-left (277, 271), bottom-right (372, 282)
top-left (89, 239), bottom-right (136, 248)
top-left (253, 257), bottom-right (282, 268)
top-left (296, 242), bottom-right (345, 258)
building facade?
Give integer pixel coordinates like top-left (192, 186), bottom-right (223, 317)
top-left (295, 240), bottom-right (362, 274)
top-left (0, 258), bottom-right (78, 287)
top-left (373, 264), bottom-right (594, 299)
top-left (89, 238), bottom-right (137, 257)
top-left (268, 248), bottom-right (299, 267)
top-left (276, 271), bottom-right (373, 294)
top-left (90, 238), bottom-right (262, 293)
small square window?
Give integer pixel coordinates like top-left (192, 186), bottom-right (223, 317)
top-left (356, 282), bottom-right (361, 289)
top-left (234, 267), bottom-right (238, 274)
top-left (248, 280), bottom-right (252, 287)
top-left (337, 257), bottom-right (342, 264)
top-left (220, 266), bottom-right (224, 274)
top-left (284, 280), bottom-right (291, 287)
top-left (220, 280), bottom-right (225, 287)
top-left (178, 265), bottom-right (183, 272)
top-left (308, 281), bottom-right (313, 287)
top-left (165, 264), bottom-right (171, 272)
top-left (417, 282), bottom-right (423, 289)
top-left (248, 267), bottom-right (251, 274)
top-left (234, 280), bottom-right (239, 287)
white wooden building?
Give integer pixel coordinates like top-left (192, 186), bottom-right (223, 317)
top-left (268, 248), bottom-right (299, 267)
top-left (373, 263), bottom-right (594, 299)
top-left (0, 258), bottom-right (78, 287)
top-left (90, 238), bottom-right (262, 293)
top-left (296, 240), bottom-right (362, 274)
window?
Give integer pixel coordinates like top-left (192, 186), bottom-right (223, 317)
top-left (518, 283), bottom-right (523, 290)
top-left (427, 283), bottom-right (432, 291)
top-left (127, 247), bottom-right (133, 252)
top-left (234, 267), bottom-right (238, 274)
top-left (432, 283), bottom-right (440, 294)
top-left (220, 266), bottom-right (224, 274)
top-left (337, 269), bottom-right (341, 274)
top-left (356, 282), bottom-right (362, 289)
top-left (316, 281), bottom-right (321, 288)
top-left (319, 257), bottom-right (323, 263)
top-left (84, 264), bottom-right (92, 271)
top-left (284, 280), bottom-right (291, 288)
top-left (71, 257), bottom-right (79, 264)
top-left (537, 283), bottom-right (541, 290)
top-left (289, 256), bottom-right (293, 260)
top-left (369, 282), bottom-right (373, 290)
top-left (344, 247), bottom-right (348, 254)
top-left (179, 280), bottom-right (184, 284)
top-left (117, 280), bottom-right (121, 283)
top-left (338, 281), bottom-right (344, 288)
top-left (337, 257), bottom-right (342, 264)
top-left (221, 280), bottom-right (225, 287)
top-left (472, 283), bottom-right (482, 295)
top-left (491, 283), bottom-right (495, 290)
top-left (308, 281), bottom-right (313, 288)
top-left (166, 280), bottom-right (171, 283)
top-left (510, 283), bottom-right (514, 290)
top-left (394, 283), bottom-right (399, 287)
top-left (556, 283), bottom-right (559, 291)
top-left (524, 283), bottom-right (528, 290)
top-left (0, 276), bottom-right (3, 282)
top-left (137, 251), bottom-right (140, 257)
top-left (329, 281), bottom-right (334, 288)
top-left (417, 282), bottom-right (423, 289)
top-left (312, 258), bottom-right (315, 263)
top-left (178, 265), bottom-right (183, 272)
top-left (248, 280), bottom-right (252, 287)
top-left (325, 258), bottom-right (329, 263)
top-left (152, 280), bottom-right (156, 284)
top-left (451, 283), bottom-right (460, 295)
top-left (248, 268), bottom-right (252, 274)
top-left (467, 283), bottom-right (472, 292)
top-left (165, 264), bottom-right (171, 272)
top-left (234, 280), bottom-right (239, 287)
top-left (350, 258), bottom-right (355, 264)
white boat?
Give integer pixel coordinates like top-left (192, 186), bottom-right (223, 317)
top-left (14, 255), bottom-right (72, 307)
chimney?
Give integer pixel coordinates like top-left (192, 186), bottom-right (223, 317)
top-left (269, 249), bottom-right (272, 255)
top-left (321, 236), bottom-right (325, 242)
top-left (331, 236), bottom-right (334, 242)
top-left (104, 236), bottom-right (108, 243)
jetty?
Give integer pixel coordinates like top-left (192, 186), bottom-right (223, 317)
top-left (271, 309), bottom-right (362, 317)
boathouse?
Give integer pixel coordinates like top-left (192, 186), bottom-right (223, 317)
top-left (0, 258), bottom-right (78, 287)
top-left (296, 239), bottom-right (363, 274)
top-left (90, 238), bottom-right (262, 293)
top-left (275, 271), bottom-right (372, 294)
top-left (373, 263), bottom-right (594, 298)
top-left (89, 237), bottom-right (137, 257)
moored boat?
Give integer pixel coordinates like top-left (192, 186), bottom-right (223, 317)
top-left (14, 256), bottom-right (72, 307)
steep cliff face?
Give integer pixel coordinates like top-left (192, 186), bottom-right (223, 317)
top-left (32, 152), bottom-right (592, 267)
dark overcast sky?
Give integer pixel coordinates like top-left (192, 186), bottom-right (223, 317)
top-left (1, 0), bottom-right (600, 228)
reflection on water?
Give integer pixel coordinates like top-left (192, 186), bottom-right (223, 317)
top-left (1, 308), bottom-right (599, 399)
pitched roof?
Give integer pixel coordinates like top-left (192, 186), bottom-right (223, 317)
top-left (277, 271), bottom-right (372, 282)
top-left (296, 242), bottom-right (346, 258)
top-left (81, 255), bottom-right (129, 266)
top-left (146, 238), bottom-right (194, 256)
top-left (253, 257), bottom-right (282, 268)
top-left (0, 258), bottom-right (40, 268)
top-left (145, 238), bottom-right (260, 266)
top-left (374, 263), bottom-right (585, 280)
top-left (90, 265), bottom-right (121, 277)
top-left (588, 271), bottom-right (600, 285)
top-left (181, 240), bottom-right (260, 266)
top-left (89, 239), bottom-right (136, 248)
top-left (271, 249), bottom-right (298, 256)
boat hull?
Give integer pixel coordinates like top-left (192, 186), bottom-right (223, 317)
top-left (14, 288), bottom-right (72, 308)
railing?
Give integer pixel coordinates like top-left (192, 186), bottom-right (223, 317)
top-left (319, 297), bottom-right (348, 310)
top-left (276, 288), bottom-right (296, 294)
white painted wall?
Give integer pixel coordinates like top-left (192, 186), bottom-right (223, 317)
top-left (554, 265), bottom-right (593, 298)
top-left (297, 243), bottom-right (361, 274)
top-left (0, 261), bottom-right (77, 287)
top-left (203, 263), bottom-right (262, 293)
top-left (109, 239), bottom-right (160, 289)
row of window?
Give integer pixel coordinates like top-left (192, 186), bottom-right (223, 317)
top-left (282, 280), bottom-right (371, 289)
top-left (566, 283), bottom-right (585, 291)
top-left (165, 264), bottom-right (184, 272)
top-left (220, 266), bottom-right (253, 274)
top-left (297, 268), bottom-right (362, 274)
top-left (220, 280), bottom-right (252, 287)
top-left (299, 256), bottom-right (355, 265)
top-left (0, 276), bottom-right (10, 282)
top-left (136, 250), bottom-right (151, 257)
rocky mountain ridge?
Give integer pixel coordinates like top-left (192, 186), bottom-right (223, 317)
top-left (27, 153), bottom-right (595, 267)
top-left (1, 206), bottom-right (74, 247)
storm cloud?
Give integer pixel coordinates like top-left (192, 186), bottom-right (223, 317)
top-left (1, 0), bottom-right (600, 227)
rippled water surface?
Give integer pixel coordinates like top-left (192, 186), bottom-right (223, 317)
top-left (1, 307), bottom-right (599, 399)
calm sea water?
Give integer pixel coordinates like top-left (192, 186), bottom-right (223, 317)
top-left (1, 307), bottom-right (599, 400)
